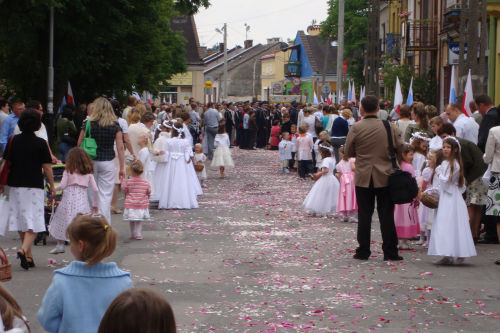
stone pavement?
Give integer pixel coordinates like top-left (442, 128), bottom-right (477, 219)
top-left (1, 148), bottom-right (500, 332)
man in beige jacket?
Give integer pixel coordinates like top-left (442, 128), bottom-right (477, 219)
top-left (345, 95), bottom-right (404, 261)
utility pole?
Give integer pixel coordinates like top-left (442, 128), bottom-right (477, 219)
top-left (47, 6), bottom-right (54, 115)
top-left (366, 0), bottom-right (380, 95)
top-left (336, 0), bottom-right (344, 103)
top-left (223, 23), bottom-right (228, 101)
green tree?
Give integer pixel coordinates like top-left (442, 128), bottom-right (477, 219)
top-left (175, 0), bottom-right (210, 15)
top-left (382, 63), bottom-right (438, 106)
top-left (321, 0), bottom-right (368, 89)
top-left (0, 0), bottom-right (209, 103)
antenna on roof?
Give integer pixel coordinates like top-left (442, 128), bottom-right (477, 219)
top-left (244, 23), bottom-right (250, 41)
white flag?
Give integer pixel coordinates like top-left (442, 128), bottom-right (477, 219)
top-left (462, 69), bottom-right (473, 117)
top-left (394, 76), bottom-right (403, 114)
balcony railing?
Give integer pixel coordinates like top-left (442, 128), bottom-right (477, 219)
top-left (406, 21), bottom-right (438, 51)
top-left (284, 62), bottom-right (301, 77)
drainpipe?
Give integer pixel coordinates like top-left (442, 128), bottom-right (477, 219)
top-left (489, 17), bottom-right (496, 102)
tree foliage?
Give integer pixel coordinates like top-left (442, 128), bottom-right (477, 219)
top-left (321, 0), bottom-right (368, 88)
top-left (382, 63), bottom-right (437, 105)
top-left (0, 0), bottom-right (209, 103)
top-left (175, 0), bottom-right (210, 15)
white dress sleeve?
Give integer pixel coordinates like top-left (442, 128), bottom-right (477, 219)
top-left (438, 161), bottom-right (456, 194)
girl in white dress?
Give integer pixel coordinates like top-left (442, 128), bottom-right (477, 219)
top-left (410, 132), bottom-right (430, 178)
top-left (313, 131), bottom-right (330, 170)
top-left (150, 121), bottom-right (171, 202)
top-left (210, 124), bottom-right (234, 178)
top-left (137, 134), bottom-right (153, 187)
top-left (428, 137), bottom-right (477, 264)
top-left (159, 122), bottom-right (198, 209)
top-left (302, 142), bottom-right (340, 216)
top-left (193, 143), bottom-right (207, 187)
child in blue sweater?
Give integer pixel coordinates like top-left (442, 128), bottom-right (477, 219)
top-left (38, 214), bottom-right (133, 333)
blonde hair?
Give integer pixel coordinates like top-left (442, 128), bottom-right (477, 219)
top-left (342, 109), bottom-right (353, 119)
top-left (127, 103), bottom-right (147, 125)
top-left (90, 97), bottom-right (117, 127)
top-left (67, 214), bottom-right (117, 266)
top-left (194, 143), bottom-right (202, 151)
top-left (130, 160), bottom-right (144, 175)
top-left (318, 130), bottom-right (330, 141)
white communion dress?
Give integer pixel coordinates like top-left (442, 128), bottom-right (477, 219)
top-left (150, 132), bottom-right (170, 202)
top-left (211, 133), bottom-right (234, 168)
top-left (302, 156), bottom-right (340, 215)
top-left (428, 161), bottom-right (477, 258)
top-left (158, 137), bottom-right (199, 209)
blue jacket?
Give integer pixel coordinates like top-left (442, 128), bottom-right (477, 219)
top-left (38, 261), bottom-right (133, 333)
top-left (0, 113), bottom-right (19, 149)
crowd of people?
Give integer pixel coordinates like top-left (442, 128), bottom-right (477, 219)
top-left (0, 91), bottom-right (499, 331)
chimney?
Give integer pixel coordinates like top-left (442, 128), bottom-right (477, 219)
top-left (219, 42), bottom-right (225, 53)
top-left (244, 39), bottom-right (253, 49)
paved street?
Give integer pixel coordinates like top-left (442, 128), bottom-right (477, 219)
top-left (2, 148), bottom-right (500, 332)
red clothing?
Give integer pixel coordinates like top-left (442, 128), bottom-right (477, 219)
top-left (122, 176), bottom-right (151, 209)
top-left (270, 126), bottom-right (281, 147)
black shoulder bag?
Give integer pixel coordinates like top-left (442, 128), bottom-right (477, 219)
top-left (383, 120), bottom-right (419, 204)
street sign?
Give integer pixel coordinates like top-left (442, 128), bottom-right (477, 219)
top-left (322, 84), bottom-right (331, 94)
top-left (204, 81), bottom-right (213, 89)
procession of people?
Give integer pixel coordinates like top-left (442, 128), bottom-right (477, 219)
top-left (0, 92), bottom-right (499, 332)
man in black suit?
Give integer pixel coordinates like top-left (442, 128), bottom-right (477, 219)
top-left (289, 101), bottom-right (298, 125)
top-left (476, 95), bottom-right (500, 244)
top-left (255, 102), bottom-right (268, 148)
top-left (224, 103), bottom-right (235, 146)
top-left (477, 95), bottom-right (500, 152)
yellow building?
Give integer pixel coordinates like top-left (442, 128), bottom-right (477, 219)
top-left (260, 49), bottom-right (291, 101)
top-left (164, 15), bottom-right (205, 104)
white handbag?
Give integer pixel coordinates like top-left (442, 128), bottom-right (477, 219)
top-left (482, 164), bottom-right (492, 186)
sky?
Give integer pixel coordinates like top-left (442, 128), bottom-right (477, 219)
top-left (194, 0), bottom-right (329, 49)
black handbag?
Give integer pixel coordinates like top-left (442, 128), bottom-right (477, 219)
top-left (383, 120), bottom-right (419, 204)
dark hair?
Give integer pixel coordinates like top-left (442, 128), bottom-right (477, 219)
top-left (217, 123), bottom-right (226, 134)
top-left (66, 148), bottom-right (94, 175)
top-left (318, 140), bottom-right (333, 159)
top-left (110, 100), bottom-right (122, 118)
top-left (171, 122), bottom-right (185, 139)
top-left (475, 95), bottom-right (492, 106)
top-left (140, 111), bottom-right (155, 123)
top-left (397, 143), bottom-right (415, 164)
top-left (179, 112), bottom-right (190, 122)
top-left (361, 95), bottom-right (379, 113)
top-left (127, 95), bottom-right (137, 106)
top-left (273, 120), bottom-right (280, 126)
top-left (399, 104), bottom-right (411, 118)
top-left (98, 288), bottom-right (176, 333)
top-left (0, 100), bottom-right (8, 108)
top-left (207, 102), bottom-right (214, 108)
top-left (442, 137), bottom-right (465, 187)
top-left (62, 103), bottom-right (75, 120)
top-left (18, 108), bottom-right (41, 133)
top-left (25, 100), bottom-right (41, 110)
top-left (437, 123), bottom-right (456, 136)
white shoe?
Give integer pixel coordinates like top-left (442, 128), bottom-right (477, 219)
top-left (349, 217), bottom-right (358, 223)
top-left (49, 245), bottom-right (65, 254)
top-left (435, 256), bottom-right (453, 265)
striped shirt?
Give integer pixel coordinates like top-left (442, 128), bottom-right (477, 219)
top-left (121, 176), bottom-right (151, 209)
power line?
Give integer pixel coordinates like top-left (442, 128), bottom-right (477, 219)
top-left (195, 0), bottom-right (322, 29)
